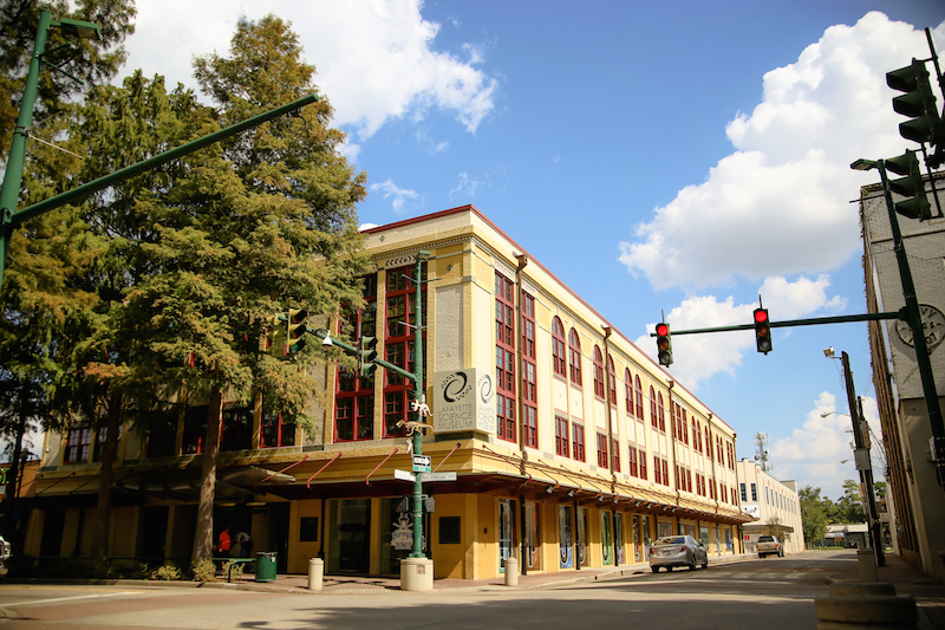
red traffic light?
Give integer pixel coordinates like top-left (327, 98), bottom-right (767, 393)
top-left (753, 309), bottom-right (768, 324)
top-left (655, 323), bottom-right (669, 337)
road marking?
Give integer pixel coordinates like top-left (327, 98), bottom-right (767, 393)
top-left (4, 591), bottom-right (142, 608)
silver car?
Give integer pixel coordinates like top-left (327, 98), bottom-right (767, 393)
top-left (648, 535), bottom-right (708, 572)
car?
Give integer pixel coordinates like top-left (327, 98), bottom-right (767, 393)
top-left (756, 535), bottom-right (784, 558)
top-left (0, 535), bottom-right (10, 577)
top-left (648, 535), bottom-right (708, 572)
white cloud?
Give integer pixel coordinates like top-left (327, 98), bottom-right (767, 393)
top-left (449, 171), bottom-right (483, 199)
top-left (635, 275), bottom-right (845, 387)
top-left (121, 0), bottom-right (497, 146)
top-left (618, 12), bottom-right (941, 292)
top-left (369, 179), bottom-right (418, 213)
top-left (767, 392), bottom-right (882, 500)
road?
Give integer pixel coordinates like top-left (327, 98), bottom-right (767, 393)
top-left (0, 552), bottom-right (858, 629)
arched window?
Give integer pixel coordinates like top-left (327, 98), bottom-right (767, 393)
top-left (551, 317), bottom-right (567, 378)
top-left (625, 369), bottom-right (633, 413)
top-left (635, 376), bottom-right (644, 419)
top-left (657, 392), bottom-right (665, 432)
top-left (592, 346), bottom-right (605, 398)
top-left (607, 355), bottom-right (617, 404)
top-left (568, 328), bottom-right (582, 386)
top-left (649, 386), bottom-right (657, 428)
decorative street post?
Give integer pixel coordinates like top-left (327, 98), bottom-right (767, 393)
top-left (409, 249), bottom-right (430, 559)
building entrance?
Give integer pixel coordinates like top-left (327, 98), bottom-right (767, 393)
top-left (328, 499), bottom-right (371, 574)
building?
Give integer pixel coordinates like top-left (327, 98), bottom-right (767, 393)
top-left (861, 171), bottom-right (945, 578)
top-left (734, 459), bottom-right (804, 554)
top-left (823, 524), bottom-right (869, 549)
top-left (26, 205), bottom-right (749, 579)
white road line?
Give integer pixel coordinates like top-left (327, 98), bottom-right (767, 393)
top-left (5, 591), bottom-right (142, 608)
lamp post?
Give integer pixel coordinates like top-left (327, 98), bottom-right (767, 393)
top-left (823, 348), bottom-right (884, 566)
top-left (852, 158), bottom-right (945, 486)
top-left (0, 9), bottom-right (101, 284)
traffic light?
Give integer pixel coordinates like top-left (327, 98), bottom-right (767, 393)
top-left (886, 60), bottom-right (945, 151)
top-left (885, 150), bottom-right (931, 221)
top-left (655, 322), bottom-right (672, 367)
top-left (286, 308), bottom-right (308, 354)
top-left (359, 335), bottom-right (378, 377)
top-left (754, 308), bottom-right (772, 354)
top-left (267, 314), bottom-right (284, 356)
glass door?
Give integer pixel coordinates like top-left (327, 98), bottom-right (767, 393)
top-left (558, 505), bottom-right (573, 569)
top-left (498, 498), bottom-right (516, 572)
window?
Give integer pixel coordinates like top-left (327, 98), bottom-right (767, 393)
top-left (221, 403), bottom-right (252, 451)
top-left (593, 347), bottom-right (605, 399)
top-left (64, 427), bottom-right (91, 464)
top-left (336, 275), bottom-right (379, 442)
top-left (572, 423), bottom-right (586, 462)
top-left (182, 405), bottom-right (208, 454)
top-left (607, 356), bottom-right (617, 403)
top-left (597, 433), bottom-right (609, 468)
top-left (635, 376), bottom-right (644, 419)
top-left (383, 264), bottom-right (426, 436)
top-left (751, 483), bottom-right (757, 501)
top-left (261, 410), bottom-right (296, 448)
top-left (495, 272), bottom-right (516, 443)
top-left (681, 409), bottom-right (688, 445)
top-left (611, 437), bottom-right (620, 472)
top-left (653, 456), bottom-right (670, 486)
top-left (93, 424), bottom-right (123, 462)
top-left (522, 291), bottom-right (537, 448)
top-left (657, 393), bottom-right (666, 432)
top-left (650, 386), bottom-right (658, 429)
top-left (551, 317), bottom-right (567, 378)
top-left (625, 369), bottom-right (634, 414)
top-left (555, 416), bottom-right (570, 457)
top-left (628, 445), bottom-right (639, 477)
top-left (568, 328), bottom-right (582, 386)
top-left (740, 483), bottom-right (747, 502)
top-left (638, 448), bottom-right (647, 480)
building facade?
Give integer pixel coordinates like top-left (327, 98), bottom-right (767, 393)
top-left (26, 206), bottom-right (748, 579)
top-left (734, 459), bottom-right (804, 554)
top-left (861, 172), bottom-right (945, 578)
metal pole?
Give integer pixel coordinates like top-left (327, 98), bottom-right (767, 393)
top-left (410, 251), bottom-right (426, 558)
top-left (840, 352), bottom-right (884, 567)
top-left (0, 9), bottom-right (52, 285)
top-left (876, 162), bottom-right (945, 484)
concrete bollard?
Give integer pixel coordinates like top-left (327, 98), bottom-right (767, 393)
top-left (814, 581), bottom-right (917, 629)
top-left (308, 557), bottom-right (324, 592)
top-left (504, 556), bottom-right (519, 587)
top-left (857, 549), bottom-right (879, 582)
top-left (400, 557), bottom-right (434, 592)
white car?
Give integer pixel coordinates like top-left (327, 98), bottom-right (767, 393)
top-left (649, 535), bottom-right (708, 572)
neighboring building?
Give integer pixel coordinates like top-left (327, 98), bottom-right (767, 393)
top-left (823, 524), bottom-right (869, 549)
top-left (861, 171), bottom-right (945, 578)
top-left (735, 459), bottom-right (804, 554)
top-left (26, 206), bottom-right (749, 579)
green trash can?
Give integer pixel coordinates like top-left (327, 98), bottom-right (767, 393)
top-left (255, 551), bottom-right (277, 582)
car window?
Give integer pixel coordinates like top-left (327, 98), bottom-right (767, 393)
top-left (655, 537), bottom-right (686, 545)
top-left (758, 536), bottom-right (774, 542)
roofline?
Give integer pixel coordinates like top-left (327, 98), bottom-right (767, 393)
top-left (362, 205), bottom-right (733, 434)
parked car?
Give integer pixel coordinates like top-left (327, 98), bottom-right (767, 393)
top-left (649, 535), bottom-right (708, 572)
top-left (756, 535), bottom-right (784, 558)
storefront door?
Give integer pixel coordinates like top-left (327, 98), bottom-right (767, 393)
top-left (499, 498), bottom-right (516, 572)
top-left (558, 505), bottom-right (573, 569)
top-left (328, 499), bottom-right (371, 574)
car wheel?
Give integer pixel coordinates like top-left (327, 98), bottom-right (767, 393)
top-left (701, 554), bottom-right (708, 569)
top-left (688, 559), bottom-right (697, 571)
top-left (666, 566), bottom-right (674, 572)
top-left (652, 566), bottom-right (660, 573)
top-left (779, 550), bottom-right (784, 558)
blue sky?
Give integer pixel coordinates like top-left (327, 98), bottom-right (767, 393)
top-left (117, 0), bottom-right (945, 499)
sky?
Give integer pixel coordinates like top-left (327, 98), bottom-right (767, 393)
top-left (109, 0), bottom-right (945, 501)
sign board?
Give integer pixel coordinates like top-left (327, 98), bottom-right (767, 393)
top-left (741, 504), bottom-right (760, 519)
top-left (412, 455), bottom-right (431, 473)
top-left (419, 471), bottom-right (457, 482)
top-left (394, 469), bottom-right (416, 482)
top-left (433, 369), bottom-right (496, 434)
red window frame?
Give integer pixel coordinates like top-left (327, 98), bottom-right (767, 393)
top-left (261, 410), bottom-right (296, 448)
top-left (568, 328), bottom-right (582, 387)
top-left (650, 386), bottom-right (658, 429)
top-left (555, 416), bottom-right (570, 457)
top-left (335, 277), bottom-right (379, 442)
top-left (625, 369), bottom-right (633, 414)
top-left (64, 427), bottom-right (91, 464)
top-left (607, 355), bottom-right (616, 404)
top-left (628, 445), bottom-right (639, 478)
top-left (572, 423), bottom-right (586, 462)
top-left (521, 290), bottom-right (537, 448)
top-left (495, 272), bottom-right (516, 443)
top-left (551, 317), bottom-right (567, 378)
top-left (639, 448), bottom-right (648, 480)
top-left (592, 346), bottom-right (605, 399)
top-left (657, 393), bottom-right (666, 432)
top-left (635, 376), bottom-right (644, 419)
top-left (611, 437), bottom-right (620, 472)
top-left (383, 264), bottom-right (426, 438)
top-left (597, 433), bottom-right (609, 468)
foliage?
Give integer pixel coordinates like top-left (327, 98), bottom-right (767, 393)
top-left (799, 485), bottom-right (832, 545)
top-left (149, 561), bottom-right (183, 581)
top-left (190, 557), bottom-right (217, 582)
top-left (221, 559), bottom-right (244, 582)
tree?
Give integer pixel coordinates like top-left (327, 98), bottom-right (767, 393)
top-left (798, 485), bottom-right (831, 547)
top-left (833, 479), bottom-right (866, 524)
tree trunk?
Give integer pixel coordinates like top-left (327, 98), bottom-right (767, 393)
top-left (191, 386), bottom-right (222, 562)
top-left (1, 386), bottom-right (28, 545)
top-left (91, 391), bottom-right (122, 563)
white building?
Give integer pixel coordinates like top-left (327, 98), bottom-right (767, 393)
top-left (735, 459), bottom-right (804, 554)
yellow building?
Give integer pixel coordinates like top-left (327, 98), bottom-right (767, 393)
top-left (27, 205), bottom-right (747, 579)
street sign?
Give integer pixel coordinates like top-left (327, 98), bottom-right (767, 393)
top-left (412, 455), bottom-right (431, 473)
top-left (394, 469), bottom-right (416, 482)
top-left (419, 472), bottom-right (457, 482)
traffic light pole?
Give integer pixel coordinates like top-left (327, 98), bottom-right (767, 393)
top-left (648, 310), bottom-right (905, 338)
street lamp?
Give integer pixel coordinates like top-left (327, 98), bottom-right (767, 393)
top-left (0, 9), bottom-right (101, 284)
top-left (822, 347), bottom-right (884, 567)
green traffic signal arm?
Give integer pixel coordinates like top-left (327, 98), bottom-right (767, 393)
top-left (310, 328), bottom-right (419, 384)
top-left (10, 93), bottom-right (319, 226)
top-left (648, 309), bottom-right (905, 337)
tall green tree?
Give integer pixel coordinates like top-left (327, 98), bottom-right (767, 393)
top-left (0, 0), bottom-right (134, 548)
top-left (798, 485), bottom-right (831, 546)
